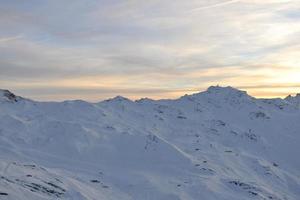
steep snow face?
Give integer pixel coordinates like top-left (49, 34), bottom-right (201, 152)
top-left (0, 87), bottom-right (300, 200)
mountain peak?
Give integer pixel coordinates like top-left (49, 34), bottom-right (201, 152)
top-left (285, 93), bottom-right (300, 99)
top-left (180, 86), bottom-right (252, 106)
top-left (285, 93), bottom-right (300, 107)
top-left (206, 85), bottom-right (245, 94)
top-left (202, 86), bottom-right (249, 99)
top-left (105, 95), bottom-right (132, 103)
top-left (0, 89), bottom-right (20, 102)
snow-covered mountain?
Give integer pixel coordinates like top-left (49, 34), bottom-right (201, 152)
top-left (0, 86), bottom-right (299, 200)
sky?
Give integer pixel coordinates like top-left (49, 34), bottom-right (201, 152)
top-left (0, 0), bottom-right (300, 101)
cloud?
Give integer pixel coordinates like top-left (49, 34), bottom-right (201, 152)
top-left (190, 0), bottom-right (241, 12)
top-left (0, 0), bottom-right (300, 100)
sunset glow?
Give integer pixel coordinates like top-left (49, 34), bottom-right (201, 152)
top-left (0, 0), bottom-right (299, 101)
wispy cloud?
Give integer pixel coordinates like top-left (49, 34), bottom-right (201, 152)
top-left (190, 0), bottom-right (241, 12)
top-left (0, 35), bottom-right (23, 43)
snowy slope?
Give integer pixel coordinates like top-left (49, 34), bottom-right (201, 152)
top-left (0, 86), bottom-right (299, 200)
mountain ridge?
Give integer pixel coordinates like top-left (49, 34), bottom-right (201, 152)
top-left (1, 86), bottom-right (299, 104)
top-left (0, 86), bottom-right (299, 199)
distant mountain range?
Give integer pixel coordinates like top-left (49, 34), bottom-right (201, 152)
top-left (0, 86), bottom-right (299, 200)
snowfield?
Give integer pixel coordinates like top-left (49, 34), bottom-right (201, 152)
top-left (0, 86), bottom-right (299, 200)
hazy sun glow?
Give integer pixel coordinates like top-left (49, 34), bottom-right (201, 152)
top-left (0, 0), bottom-right (299, 101)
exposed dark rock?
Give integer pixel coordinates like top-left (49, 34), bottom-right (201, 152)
top-left (90, 180), bottom-right (100, 183)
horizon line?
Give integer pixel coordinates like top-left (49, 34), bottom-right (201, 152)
top-left (2, 85), bottom-right (300, 103)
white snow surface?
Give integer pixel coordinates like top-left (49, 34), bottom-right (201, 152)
top-left (0, 86), bottom-right (299, 200)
